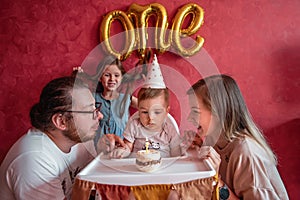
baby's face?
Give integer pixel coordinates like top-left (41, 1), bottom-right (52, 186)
top-left (138, 95), bottom-right (170, 132)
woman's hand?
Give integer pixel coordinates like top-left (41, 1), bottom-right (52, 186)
top-left (181, 130), bottom-right (204, 152)
top-left (197, 146), bottom-right (221, 173)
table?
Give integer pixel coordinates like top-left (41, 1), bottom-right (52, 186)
top-left (71, 151), bottom-right (218, 200)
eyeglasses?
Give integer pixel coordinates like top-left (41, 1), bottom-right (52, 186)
top-left (65, 102), bottom-right (102, 120)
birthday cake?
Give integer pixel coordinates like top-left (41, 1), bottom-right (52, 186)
top-left (136, 149), bottom-right (161, 172)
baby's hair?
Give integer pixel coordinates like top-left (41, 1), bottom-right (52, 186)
top-left (138, 88), bottom-right (169, 107)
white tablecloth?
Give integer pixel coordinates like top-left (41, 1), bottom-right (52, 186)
top-left (77, 152), bottom-right (215, 186)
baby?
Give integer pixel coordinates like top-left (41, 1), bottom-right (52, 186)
top-left (110, 55), bottom-right (182, 158)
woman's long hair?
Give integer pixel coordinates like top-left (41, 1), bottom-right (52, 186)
top-left (187, 74), bottom-right (277, 164)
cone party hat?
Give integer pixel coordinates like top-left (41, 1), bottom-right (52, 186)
top-left (142, 54), bottom-right (166, 89)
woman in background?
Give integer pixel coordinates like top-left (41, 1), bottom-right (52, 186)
top-left (93, 56), bottom-right (138, 143)
top-left (72, 56), bottom-right (138, 149)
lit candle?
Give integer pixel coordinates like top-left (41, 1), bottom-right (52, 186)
top-left (145, 137), bottom-right (149, 153)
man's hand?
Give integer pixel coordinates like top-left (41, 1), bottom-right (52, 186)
top-left (110, 147), bottom-right (131, 159)
top-left (96, 134), bottom-right (126, 154)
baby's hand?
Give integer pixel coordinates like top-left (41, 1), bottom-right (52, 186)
top-left (110, 148), bottom-right (131, 159)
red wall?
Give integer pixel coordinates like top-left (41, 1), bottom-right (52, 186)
top-left (1, 0), bottom-right (299, 198)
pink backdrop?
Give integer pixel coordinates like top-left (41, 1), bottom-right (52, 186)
top-left (1, 0), bottom-right (299, 198)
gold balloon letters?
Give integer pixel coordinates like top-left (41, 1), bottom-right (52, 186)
top-left (100, 3), bottom-right (204, 60)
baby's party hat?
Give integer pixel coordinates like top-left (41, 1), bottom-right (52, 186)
top-left (142, 54), bottom-right (166, 89)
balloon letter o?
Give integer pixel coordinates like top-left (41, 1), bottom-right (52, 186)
top-left (100, 10), bottom-right (135, 60)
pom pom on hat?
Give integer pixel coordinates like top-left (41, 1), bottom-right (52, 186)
top-left (142, 54), bottom-right (166, 89)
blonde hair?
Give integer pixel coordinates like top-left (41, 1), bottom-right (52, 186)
top-left (187, 74), bottom-right (277, 164)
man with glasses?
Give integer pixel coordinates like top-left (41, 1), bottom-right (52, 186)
top-left (0, 76), bottom-right (125, 200)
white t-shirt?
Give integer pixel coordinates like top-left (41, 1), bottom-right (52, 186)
top-left (0, 128), bottom-right (95, 200)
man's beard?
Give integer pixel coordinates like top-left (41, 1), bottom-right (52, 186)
top-left (62, 119), bottom-right (95, 143)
